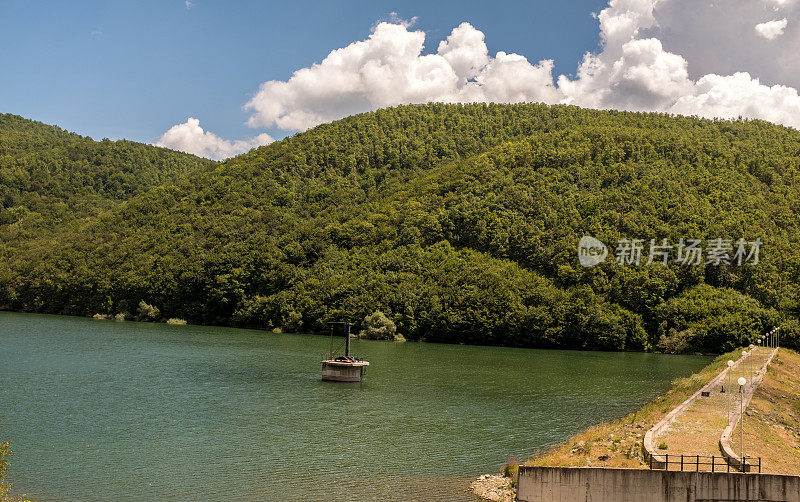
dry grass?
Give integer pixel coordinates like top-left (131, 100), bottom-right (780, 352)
top-left (526, 349), bottom-right (746, 469)
top-left (658, 346), bottom-right (774, 460)
top-left (729, 348), bottom-right (800, 475)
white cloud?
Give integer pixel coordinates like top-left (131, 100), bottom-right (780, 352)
top-left (157, 1), bottom-right (800, 159)
top-left (755, 18), bottom-right (788, 39)
top-left (670, 72), bottom-right (800, 128)
top-left (643, 1), bottom-right (800, 87)
top-left (559, 0), bottom-right (800, 127)
top-left (239, 6), bottom-right (800, 133)
top-left (243, 21), bottom-right (560, 131)
top-left (559, 38), bottom-right (694, 111)
top-left (387, 12), bottom-right (417, 28)
top-left (154, 118), bottom-right (272, 160)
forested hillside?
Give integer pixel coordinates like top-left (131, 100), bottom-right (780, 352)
top-left (0, 113), bottom-right (214, 230)
top-left (2, 104), bottom-right (799, 353)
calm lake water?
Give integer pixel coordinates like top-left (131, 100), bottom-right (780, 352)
top-left (0, 312), bottom-right (709, 501)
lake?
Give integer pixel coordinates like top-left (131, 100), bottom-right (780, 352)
top-left (0, 312), bottom-right (709, 501)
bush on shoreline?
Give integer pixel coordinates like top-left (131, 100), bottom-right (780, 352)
top-left (0, 441), bottom-right (31, 502)
top-left (359, 311), bottom-right (404, 341)
top-left (0, 442), bottom-right (10, 500)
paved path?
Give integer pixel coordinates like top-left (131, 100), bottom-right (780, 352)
top-left (644, 346), bottom-right (776, 470)
top-left (659, 348), bottom-right (773, 462)
top-left (719, 347), bottom-right (778, 471)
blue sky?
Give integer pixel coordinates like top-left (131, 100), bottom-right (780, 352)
top-left (2, 0), bottom-right (799, 159)
top-left (0, 0), bottom-right (606, 143)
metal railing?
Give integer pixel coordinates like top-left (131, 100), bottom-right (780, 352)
top-left (649, 454), bottom-right (761, 473)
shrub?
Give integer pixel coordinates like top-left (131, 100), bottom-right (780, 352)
top-left (282, 311), bottom-right (303, 333)
top-left (166, 318), bottom-right (186, 325)
top-left (0, 441), bottom-right (33, 502)
top-left (136, 300), bottom-right (160, 321)
top-left (0, 441), bottom-right (10, 499)
top-left (359, 311), bottom-right (401, 341)
top-left (658, 328), bottom-right (693, 354)
top-left (780, 319), bottom-right (800, 351)
top-left (502, 458), bottom-right (519, 479)
top-left (502, 457), bottom-right (519, 487)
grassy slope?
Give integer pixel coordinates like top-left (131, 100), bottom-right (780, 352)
top-left (731, 348), bottom-right (800, 474)
top-left (526, 348), bottom-right (799, 474)
top-left (526, 349), bottom-right (745, 469)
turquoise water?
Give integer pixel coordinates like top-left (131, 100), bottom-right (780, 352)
top-left (0, 312), bottom-right (709, 501)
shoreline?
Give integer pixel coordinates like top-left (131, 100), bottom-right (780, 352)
top-left (0, 309), bottom-right (726, 356)
top-left (471, 347), bottom-right (800, 500)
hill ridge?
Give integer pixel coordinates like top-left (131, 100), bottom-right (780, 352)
top-left (1, 103), bottom-right (799, 353)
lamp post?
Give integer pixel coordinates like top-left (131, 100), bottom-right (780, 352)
top-left (741, 350), bottom-right (748, 381)
top-left (738, 376), bottom-right (747, 465)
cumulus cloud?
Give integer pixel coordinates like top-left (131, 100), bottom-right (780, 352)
top-left (387, 11), bottom-right (417, 28)
top-left (559, 37), bottom-right (694, 111)
top-left (755, 18), bottom-right (788, 39)
top-left (241, 5), bottom-right (800, 132)
top-left (244, 21), bottom-right (560, 130)
top-left (671, 72), bottom-right (800, 127)
top-left (157, 1), bottom-right (800, 159)
top-left (155, 118), bottom-right (273, 160)
top-left (644, 0), bottom-right (800, 87)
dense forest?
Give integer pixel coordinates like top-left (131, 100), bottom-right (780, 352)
top-left (1, 104), bottom-right (799, 353)
top-left (0, 113), bottom-right (213, 230)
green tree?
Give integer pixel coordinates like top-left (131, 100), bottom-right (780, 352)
top-left (360, 311), bottom-right (403, 341)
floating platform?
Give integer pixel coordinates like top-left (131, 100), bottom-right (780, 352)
top-left (321, 359), bottom-right (369, 382)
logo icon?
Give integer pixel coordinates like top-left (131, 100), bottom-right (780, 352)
top-left (578, 236), bottom-right (608, 267)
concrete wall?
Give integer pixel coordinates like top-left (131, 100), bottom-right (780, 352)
top-left (321, 361), bottom-right (366, 382)
top-left (517, 466), bottom-right (800, 502)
